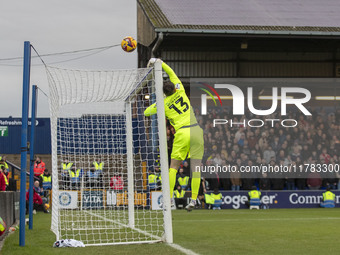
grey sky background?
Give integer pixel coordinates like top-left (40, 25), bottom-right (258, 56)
top-left (0, 0), bottom-right (137, 117)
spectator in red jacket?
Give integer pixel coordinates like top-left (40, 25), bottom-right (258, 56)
top-left (110, 174), bottom-right (124, 191)
top-left (34, 156), bottom-right (46, 178)
top-left (26, 188), bottom-right (49, 214)
top-left (320, 148), bottom-right (331, 164)
top-left (307, 172), bottom-right (322, 190)
top-left (0, 167), bottom-right (7, 191)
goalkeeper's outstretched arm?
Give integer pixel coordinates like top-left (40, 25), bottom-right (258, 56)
top-left (161, 62), bottom-right (183, 91)
top-left (147, 58), bottom-right (184, 91)
top-left (144, 103), bottom-right (157, 116)
top-left (144, 58), bottom-right (184, 117)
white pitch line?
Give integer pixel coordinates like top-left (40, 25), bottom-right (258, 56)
top-left (85, 210), bottom-right (161, 240)
top-left (168, 243), bottom-right (200, 255)
top-left (84, 211), bottom-right (199, 255)
top-left (174, 217), bottom-right (340, 222)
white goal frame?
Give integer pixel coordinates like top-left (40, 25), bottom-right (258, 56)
top-left (47, 61), bottom-right (173, 245)
top-left (125, 61), bottom-right (172, 243)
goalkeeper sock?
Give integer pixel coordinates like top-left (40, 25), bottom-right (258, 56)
top-left (191, 171), bottom-right (201, 200)
top-left (169, 168), bottom-right (177, 198)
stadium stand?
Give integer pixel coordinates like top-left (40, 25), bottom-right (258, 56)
top-left (167, 107), bottom-right (340, 191)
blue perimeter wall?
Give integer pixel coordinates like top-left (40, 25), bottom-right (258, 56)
top-left (215, 191), bottom-right (340, 209)
top-left (0, 118), bottom-right (51, 154)
top-left (0, 117), bottom-right (148, 156)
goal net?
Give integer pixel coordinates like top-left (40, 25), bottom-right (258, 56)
top-left (46, 62), bottom-right (172, 246)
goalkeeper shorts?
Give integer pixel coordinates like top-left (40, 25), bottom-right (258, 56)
top-left (171, 124), bottom-right (204, 161)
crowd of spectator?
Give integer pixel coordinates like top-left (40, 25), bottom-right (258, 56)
top-left (0, 155), bottom-right (51, 214)
top-left (166, 107), bottom-right (340, 191)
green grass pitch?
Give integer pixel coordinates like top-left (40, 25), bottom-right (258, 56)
top-left (2, 208), bottom-right (340, 255)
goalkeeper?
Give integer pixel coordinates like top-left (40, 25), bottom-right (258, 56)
top-left (144, 58), bottom-right (204, 211)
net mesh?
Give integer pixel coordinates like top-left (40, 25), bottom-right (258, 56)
top-left (46, 66), bottom-right (166, 245)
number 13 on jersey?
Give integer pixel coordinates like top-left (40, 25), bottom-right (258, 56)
top-left (169, 96), bottom-right (189, 114)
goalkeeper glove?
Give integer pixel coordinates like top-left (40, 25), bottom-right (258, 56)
top-left (147, 58), bottom-right (162, 67)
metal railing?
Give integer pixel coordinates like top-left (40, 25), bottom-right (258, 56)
top-left (6, 160), bottom-right (39, 183)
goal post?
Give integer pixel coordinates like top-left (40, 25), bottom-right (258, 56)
top-left (125, 101), bottom-right (135, 229)
top-left (154, 61), bottom-right (172, 243)
top-left (46, 63), bottom-right (172, 246)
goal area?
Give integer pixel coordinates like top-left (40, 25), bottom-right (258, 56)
top-left (46, 62), bottom-right (172, 246)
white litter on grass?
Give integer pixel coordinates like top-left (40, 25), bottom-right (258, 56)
top-left (53, 239), bottom-right (85, 248)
